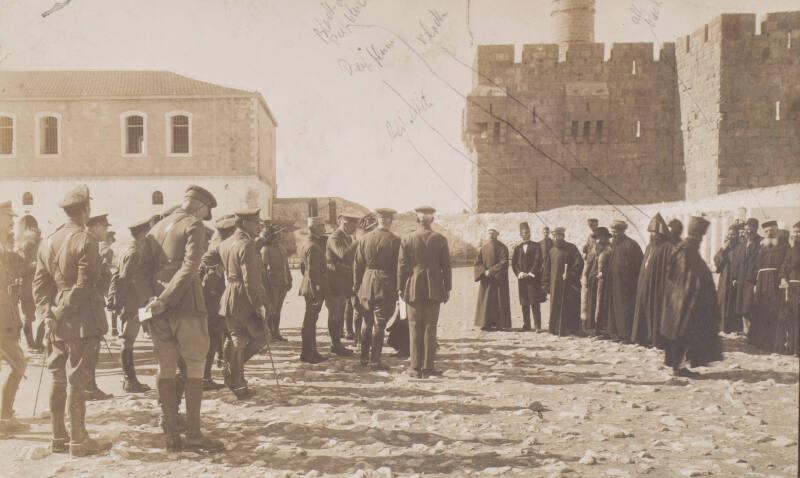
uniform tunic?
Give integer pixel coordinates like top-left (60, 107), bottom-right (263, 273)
top-left (473, 239), bottom-right (511, 329)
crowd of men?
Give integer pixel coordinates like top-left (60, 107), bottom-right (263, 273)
top-left (472, 214), bottom-right (800, 374)
top-left (0, 184), bottom-right (797, 457)
top-left (0, 184), bottom-right (453, 456)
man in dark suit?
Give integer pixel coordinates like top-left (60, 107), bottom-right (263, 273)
top-left (354, 208), bottom-right (401, 370)
top-left (511, 222), bottom-right (544, 331)
top-left (146, 185), bottom-right (223, 452)
top-left (398, 206), bottom-right (451, 378)
top-left (33, 185), bottom-right (112, 456)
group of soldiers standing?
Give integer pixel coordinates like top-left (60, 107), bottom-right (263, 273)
top-left (470, 213), bottom-right (800, 377)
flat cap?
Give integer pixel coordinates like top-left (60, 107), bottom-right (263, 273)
top-left (235, 207), bottom-right (261, 220)
top-left (215, 214), bottom-right (237, 231)
top-left (610, 220), bottom-right (628, 231)
top-left (591, 226), bottom-right (610, 239)
top-left (687, 216), bottom-right (711, 237)
top-left (184, 185), bottom-right (217, 209)
top-left (519, 221), bottom-right (530, 231)
top-left (553, 226), bottom-right (566, 235)
top-left (129, 217), bottom-right (152, 235)
top-left (87, 214), bottom-right (110, 227)
top-left (746, 218), bottom-right (759, 229)
top-left (0, 200), bottom-right (16, 217)
top-left (307, 216), bottom-right (325, 228)
top-left (374, 208), bottom-right (397, 217)
top-left (59, 184), bottom-right (91, 209)
top-left (338, 210), bottom-right (362, 221)
top-left (761, 220), bottom-right (778, 229)
top-left (414, 206), bottom-right (436, 214)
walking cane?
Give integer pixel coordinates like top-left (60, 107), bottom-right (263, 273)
top-left (32, 348), bottom-right (47, 418)
top-left (102, 336), bottom-right (115, 360)
top-left (261, 337), bottom-right (283, 399)
top-left (558, 263), bottom-right (568, 337)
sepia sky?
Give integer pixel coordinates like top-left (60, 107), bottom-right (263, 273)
top-left (0, 0), bottom-right (796, 212)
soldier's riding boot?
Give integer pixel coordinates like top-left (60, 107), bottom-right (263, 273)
top-left (49, 384), bottom-right (69, 453)
top-left (311, 332), bottom-right (327, 362)
top-left (0, 370), bottom-right (29, 433)
top-left (229, 348), bottom-right (249, 400)
top-left (175, 372), bottom-right (187, 432)
top-left (330, 316), bottom-right (353, 356)
top-left (122, 349), bottom-right (151, 393)
top-left (370, 323), bottom-right (388, 370)
top-left (34, 321), bottom-right (46, 349)
top-left (22, 321), bottom-right (36, 350)
top-left (157, 379), bottom-right (182, 451)
top-left (68, 386), bottom-right (112, 457)
top-left (183, 378), bottom-right (224, 452)
top-left (360, 327), bottom-right (371, 366)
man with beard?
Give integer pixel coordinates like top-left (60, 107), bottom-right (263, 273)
top-left (714, 223), bottom-right (744, 333)
top-left (778, 222), bottom-right (800, 356)
top-left (631, 213), bottom-right (672, 348)
top-left (750, 220), bottom-right (788, 352)
top-left (542, 227), bottom-right (583, 336)
top-left (107, 217), bottom-right (155, 393)
top-left (583, 227), bottom-right (610, 336)
top-left (511, 222), bottom-right (543, 331)
top-left (730, 218), bottom-right (762, 335)
top-left (354, 208), bottom-right (401, 370)
top-left (398, 206), bottom-right (451, 378)
top-left (604, 220), bottom-right (644, 342)
top-left (667, 219), bottom-right (683, 246)
top-left (218, 208), bottom-right (269, 399)
top-left (260, 221), bottom-right (292, 342)
top-left (0, 201), bottom-right (30, 435)
top-left (473, 224), bottom-right (511, 331)
top-left (325, 212), bottom-right (360, 356)
top-left (299, 217), bottom-right (329, 364)
top-left (16, 214), bottom-right (45, 352)
top-left (660, 216), bottom-right (723, 378)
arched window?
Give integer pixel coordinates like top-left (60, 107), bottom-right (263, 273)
top-left (22, 192), bottom-right (33, 206)
top-left (0, 115), bottom-right (14, 156)
top-left (152, 191), bottom-right (164, 205)
top-left (37, 113), bottom-right (60, 155)
top-left (121, 112), bottom-right (147, 155)
top-left (167, 112), bottom-right (191, 155)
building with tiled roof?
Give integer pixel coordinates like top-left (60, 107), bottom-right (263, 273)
top-left (0, 70), bottom-right (277, 236)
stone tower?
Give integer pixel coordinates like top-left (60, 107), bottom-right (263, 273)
top-left (551, 0), bottom-right (596, 58)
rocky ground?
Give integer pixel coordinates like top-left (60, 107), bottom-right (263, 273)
top-left (1, 268), bottom-right (797, 478)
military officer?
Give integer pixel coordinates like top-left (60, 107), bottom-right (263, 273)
top-left (33, 185), bottom-right (112, 456)
top-left (0, 201), bottom-right (30, 434)
top-left (16, 214), bottom-right (45, 352)
top-left (200, 214), bottom-right (236, 391)
top-left (85, 214), bottom-right (113, 400)
top-left (145, 185), bottom-right (223, 451)
top-left (107, 217), bottom-right (154, 393)
top-left (354, 208), bottom-right (401, 370)
top-left (325, 212), bottom-right (360, 356)
top-left (298, 217), bottom-right (329, 363)
top-left (260, 221), bottom-right (292, 342)
top-left (218, 208), bottom-right (270, 399)
top-left (398, 206), bottom-right (451, 378)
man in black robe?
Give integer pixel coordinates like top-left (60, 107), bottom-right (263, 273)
top-left (660, 216), bottom-right (723, 378)
top-left (714, 223), bottom-right (743, 333)
top-left (511, 222), bottom-right (543, 331)
top-left (604, 220), bottom-right (644, 342)
top-left (778, 221), bottom-right (800, 356)
top-left (667, 219), bottom-right (683, 246)
top-left (750, 220), bottom-right (788, 352)
top-left (631, 213), bottom-right (672, 348)
top-left (582, 227), bottom-right (610, 336)
top-left (473, 224), bottom-right (511, 331)
top-left (542, 227), bottom-right (583, 336)
top-left (730, 218), bottom-right (761, 335)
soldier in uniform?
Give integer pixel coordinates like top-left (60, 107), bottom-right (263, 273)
top-left (107, 217), bottom-right (154, 393)
top-left (325, 212), bottom-right (360, 356)
top-left (298, 217), bottom-right (329, 363)
top-left (0, 201), bottom-right (30, 434)
top-left (85, 214), bottom-right (113, 400)
top-left (33, 185), bottom-right (112, 456)
top-left (260, 221), bottom-right (292, 342)
top-left (354, 208), bottom-right (401, 370)
top-left (218, 208), bottom-right (270, 399)
top-left (582, 218), bottom-right (599, 260)
top-left (16, 214), bottom-right (45, 352)
top-left (145, 185), bottom-right (223, 451)
top-left (200, 214), bottom-right (236, 391)
top-left (398, 206), bottom-right (451, 378)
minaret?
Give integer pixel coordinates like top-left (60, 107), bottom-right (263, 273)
top-left (551, 0), bottom-right (596, 57)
